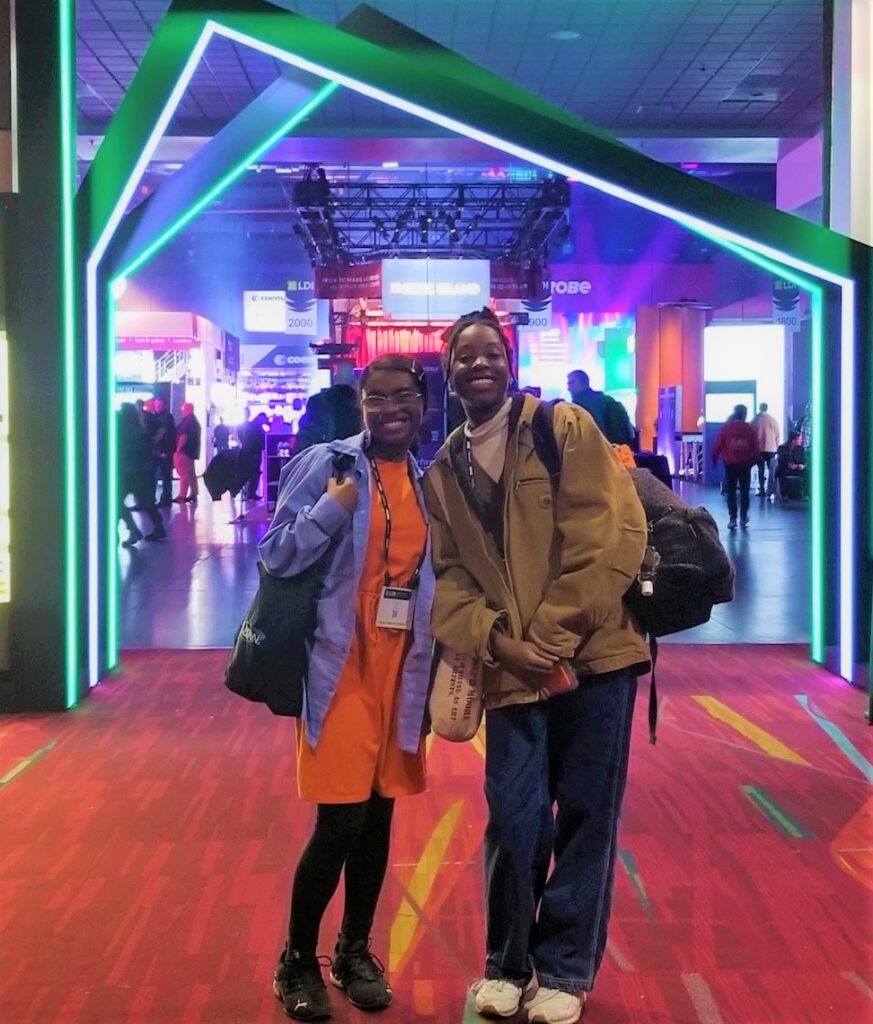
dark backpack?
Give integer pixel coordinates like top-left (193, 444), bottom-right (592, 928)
top-left (530, 402), bottom-right (734, 739)
top-left (531, 402), bottom-right (734, 635)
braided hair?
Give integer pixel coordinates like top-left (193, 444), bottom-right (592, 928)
top-left (442, 307), bottom-right (516, 390)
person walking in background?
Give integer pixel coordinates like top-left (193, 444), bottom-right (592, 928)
top-left (152, 397), bottom-right (176, 508)
top-left (426, 309), bottom-right (649, 1024)
top-left (173, 402), bottom-right (201, 504)
top-left (239, 410), bottom-right (268, 501)
top-left (213, 417), bottom-right (230, 454)
top-left (712, 404), bottom-right (759, 531)
top-left (260, 356), bottom-right (434, 1021)
top-left (567, 369), bottom-right (635, 446)
top-left (118, 402), bottom-right (166, 545)
top-left (752, 401), bottom-right (780, 499)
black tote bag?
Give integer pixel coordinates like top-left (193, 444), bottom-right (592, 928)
top-left (225, 453), bottom-right (353, 715)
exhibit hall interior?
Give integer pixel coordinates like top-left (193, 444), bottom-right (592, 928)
top-left (1, 3), bottom-right (872, 1023)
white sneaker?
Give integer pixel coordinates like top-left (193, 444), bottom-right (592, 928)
top-left (470, 977), bottom-right (530, 1018)
top-left (524, 986), bottom-right (585, 1024)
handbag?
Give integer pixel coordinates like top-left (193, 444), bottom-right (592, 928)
top-left (428, 646), bottom-right (484, 742)
top-left (225, 453), bottom-right (353, 715)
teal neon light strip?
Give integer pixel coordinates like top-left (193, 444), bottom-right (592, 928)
top-left (87, 24), bottom-right (217, 690)
top-left (116, 81), bottom-right (339, 281)
top-left (60, 0), bottom-right (78, 708)
top-left (838, 284), bottom-right (856, 681)
top-left (106, 291), bottom-right (119, 670)
top-left (81, 8), bottom-right (861, 695)
top-left (104, 83), bottom-right (339, 670)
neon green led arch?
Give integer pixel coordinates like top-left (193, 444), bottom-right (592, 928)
top-left (70, 0), bottom-right (871, 703)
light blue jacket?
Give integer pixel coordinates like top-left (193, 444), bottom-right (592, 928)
top-left (258, 433), bottom-right (434, 753)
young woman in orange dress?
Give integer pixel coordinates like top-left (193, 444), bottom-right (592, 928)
top-left (260, 356), bottom-right (434, 1021)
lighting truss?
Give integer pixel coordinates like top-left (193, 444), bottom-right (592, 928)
top-left (287, 177), bottom-right (571, 264)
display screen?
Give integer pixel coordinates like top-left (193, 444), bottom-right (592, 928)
top-left (381, 259), bottom-right (490, 319)
top-left (705, 392), bottom-right (755, 423)
top-left (517, 312), bottom-right (637, 421)
top-left (704, 323), bottom-right (786, 431)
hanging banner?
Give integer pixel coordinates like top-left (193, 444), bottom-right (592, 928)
top-left (223, 332), bottom-right (240, 373)
top-left (500, 296), bottom-right (553, 330)
top-left (315, 262), bottom-right (382, 299)
top-left (490, 263), bottom-right (528, 299)
top-left (284, 292), bottom-right (319, 336)
top-left (243, 290), bottom-right (286, 333)
top-left (772, 278), bottom-right (802, 334)
top-left (117, 335), bottom-right (199, 351)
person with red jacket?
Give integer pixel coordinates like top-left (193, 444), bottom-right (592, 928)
top-left (712, 404), bottom-right (760, 530)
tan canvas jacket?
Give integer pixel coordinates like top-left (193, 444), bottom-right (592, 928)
top-left (423, 394), bottom-right (650, 710)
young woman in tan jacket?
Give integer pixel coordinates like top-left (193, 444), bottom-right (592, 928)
top-left (424, 309), bottom-right (649, 1024)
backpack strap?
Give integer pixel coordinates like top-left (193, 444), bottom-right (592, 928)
top-left (530, 401), bottom-right (562, 481)
top-left (648, 636), bottom-right (658, 744)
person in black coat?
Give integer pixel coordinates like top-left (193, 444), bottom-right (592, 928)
top-left (152, 397), bottom-right (177, 507)
top-left (118, 403), bottom-right (166, 545)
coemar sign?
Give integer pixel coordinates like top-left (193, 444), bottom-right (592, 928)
top-left (382, 259), bottom-right (490, 319)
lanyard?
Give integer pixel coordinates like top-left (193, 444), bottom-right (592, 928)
top-left (368, 457), bottom-right (427, 588)
top-left (464, 434), bottom-right (476, 490)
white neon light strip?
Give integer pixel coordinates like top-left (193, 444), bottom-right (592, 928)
top-left (210, 20), bottom-right (858, 680)
top-left (85, 24), bottom-right (215, 686)
top-left (210, 23), bottom-right (852, 288)
top-left (84, 18), bottom-right (858, 687)
top-left (840, 281), bottom-right (856, 681)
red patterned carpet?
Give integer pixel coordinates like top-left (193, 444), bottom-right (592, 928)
top-left (1, 646), bottom-right (872, 1024)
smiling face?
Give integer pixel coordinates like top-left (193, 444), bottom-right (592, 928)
top-left (361, 368), bottom-right (424, 453)
top-left (449, 322), bottom-right (511, 420)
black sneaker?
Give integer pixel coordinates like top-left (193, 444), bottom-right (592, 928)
top-left (330, 935), bottom-right (392, 1011)
top-left (121, 529), bottom-right (143, 548)
top-left (728, 518), bottom-right (737, 531)
top-left (144, 527), bottom-right (167, 542)
top-left (273, 947), bottom-right (332, 1021)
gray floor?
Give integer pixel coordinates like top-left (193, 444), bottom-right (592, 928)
top-left (120, 481), bottom-right (811, 649)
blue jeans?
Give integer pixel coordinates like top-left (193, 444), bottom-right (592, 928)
top-left (483, 671), bottom-right (637, 993)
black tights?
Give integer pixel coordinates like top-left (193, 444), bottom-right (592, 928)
top-left (288, 792), bottom-right (395, 953)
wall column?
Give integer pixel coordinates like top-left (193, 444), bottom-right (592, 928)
top-left (2, 0), bottom-right (80, 710)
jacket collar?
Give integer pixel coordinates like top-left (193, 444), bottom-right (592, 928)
top-left (326, 431), bottom-right (424, 479)
top-left (434, 393), bottom-right (542, 467)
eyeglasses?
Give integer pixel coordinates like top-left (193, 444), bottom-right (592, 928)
top-left (361, 390), bottom-right (423, 411)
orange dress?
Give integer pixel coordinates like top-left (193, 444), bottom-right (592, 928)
top-left (296, 459), bottom-right (428, 803)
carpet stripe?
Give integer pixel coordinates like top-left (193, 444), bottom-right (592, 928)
top-left (795, 694), bottom-right (873, 782)
top-left (841, 971), bottom-right (873, 1001)
top-left (461, 990), bottom-right (481, 1024)
top-left (741, 785), bottom-right (813, 837)
top-left (618, 848), bottom-right (655, 919)
top-left (681, 973), bottom-right (726, 1024)
top-left (606, 939), bottom-right (634, 971)
top-left (693, 696), bottom-right (809, 764)
top-left (389, 800), bottom-right (464, 970)
top-left (0, 740), bottom-right (56, 789)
